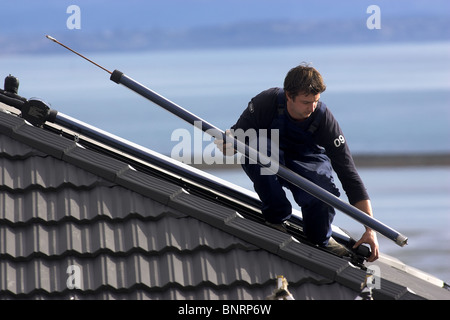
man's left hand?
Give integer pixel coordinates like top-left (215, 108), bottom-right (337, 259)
top-left (354, 229), bottom-right (379, 262)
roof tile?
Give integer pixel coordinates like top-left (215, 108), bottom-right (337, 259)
top-left (0, 217), bottom-right (259, 259)
top-left (1, 250), bottom-right (333, 295)
top-left (279, 238), bottom-right (351, 280)
top-left (115, 168), bottom-right (183, 205)
top-left (0, 156), bottom-right (105, 190)
top-left (63, 146), bottom-right (131, 182)
top-left (12, 121), bottom-right (76, 159)
top-left (0, 186), bottom-right (181, 224)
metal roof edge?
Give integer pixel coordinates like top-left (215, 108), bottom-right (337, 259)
top-left (374, 254), bottom-right (446, 288)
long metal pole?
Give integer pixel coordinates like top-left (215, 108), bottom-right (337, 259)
top-left (45, 36), bottom-right (408, 247)
top-left (111, 71), bottom-right (408, 247)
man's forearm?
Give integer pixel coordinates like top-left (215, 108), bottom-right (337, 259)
top-left (353, 199), bottom-right (374, 229)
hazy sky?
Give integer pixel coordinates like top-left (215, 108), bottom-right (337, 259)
top-left (2, 0), bottom-right (448, 34)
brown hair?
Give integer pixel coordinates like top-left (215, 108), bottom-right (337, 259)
top-left (283, 64), bottom-right (326, 99)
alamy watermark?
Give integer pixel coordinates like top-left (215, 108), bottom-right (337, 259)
top-left (66, 5), bottom-right (81, 30)
top-left (365, 265), bottom-right (381, 290)
top-left (66, 265), bottom-right (81, 289)
top-left (170, 121), bottom-right (280, 175)
top-left (366, 5), bottom-right (381, 30)
top-left (65, 5), bottom-right (380, 31)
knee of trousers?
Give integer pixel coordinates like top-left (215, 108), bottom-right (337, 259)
top-left (242, 163), bottom-right (292, 223)
top-left (301, 200), bottom-right (335, 246)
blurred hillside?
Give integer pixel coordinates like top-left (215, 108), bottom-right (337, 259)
top-left (1, 0), bottom-right (449, 54)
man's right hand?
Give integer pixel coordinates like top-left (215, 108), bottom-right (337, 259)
top-left (214, 130), bottom-right (236, 156)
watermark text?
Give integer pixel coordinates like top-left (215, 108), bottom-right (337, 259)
top-left (66, 265), bottom-right (81, 289)
top-left (67, 5), bottom-right (81, 30)
top-left (366, 5), bottom-right (381, 30)
top-left (170, 121), bottom-right (280, 175)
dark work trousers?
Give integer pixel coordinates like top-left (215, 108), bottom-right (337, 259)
top-left (242, 147), bottom-right (340, 247)
top-left (240, 91), bottom-right (341, 247)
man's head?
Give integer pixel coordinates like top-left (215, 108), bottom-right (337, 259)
top-left (283, 64), bottom-right (326, 99)
top-left (283, 64), bottom-right (326, 121)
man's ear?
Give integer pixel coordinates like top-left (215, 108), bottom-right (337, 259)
top-left (285, 92), bottom-right (294, 102)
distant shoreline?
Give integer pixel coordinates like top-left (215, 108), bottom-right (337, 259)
top-left (1, 103), bottom-right (449, 169)
top-left (187, 153), bottom-right (450, 170)
top-left (2, 15), bottom-right (449, 55)
top-left (352, 153), bottom-right (450, 167)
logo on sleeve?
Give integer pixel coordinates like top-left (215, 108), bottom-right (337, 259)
top-left (334, 135), bottom-right (346, 147)
top-left (248, 101), bottom-right (255, 113)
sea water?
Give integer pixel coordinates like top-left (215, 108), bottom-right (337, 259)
top-left (1, 41), bottom-right (449, 283)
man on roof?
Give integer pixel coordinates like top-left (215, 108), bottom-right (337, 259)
top-left (215, 64), bottom-right (379, 262)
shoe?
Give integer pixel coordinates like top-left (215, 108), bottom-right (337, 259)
top-left (265, 221), bottom-right (288, 233)
top-left (326, 237), bottom-right (351, 257)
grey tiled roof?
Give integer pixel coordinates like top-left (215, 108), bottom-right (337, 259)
top-left (0, 104), bottom-right (449, 300)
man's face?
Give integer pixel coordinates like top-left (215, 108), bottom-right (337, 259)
top-left (286, 92), bottom-right (320, 121)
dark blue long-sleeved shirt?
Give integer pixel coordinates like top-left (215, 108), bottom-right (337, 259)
top-left (231, 88), bottom-right (369, 205)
